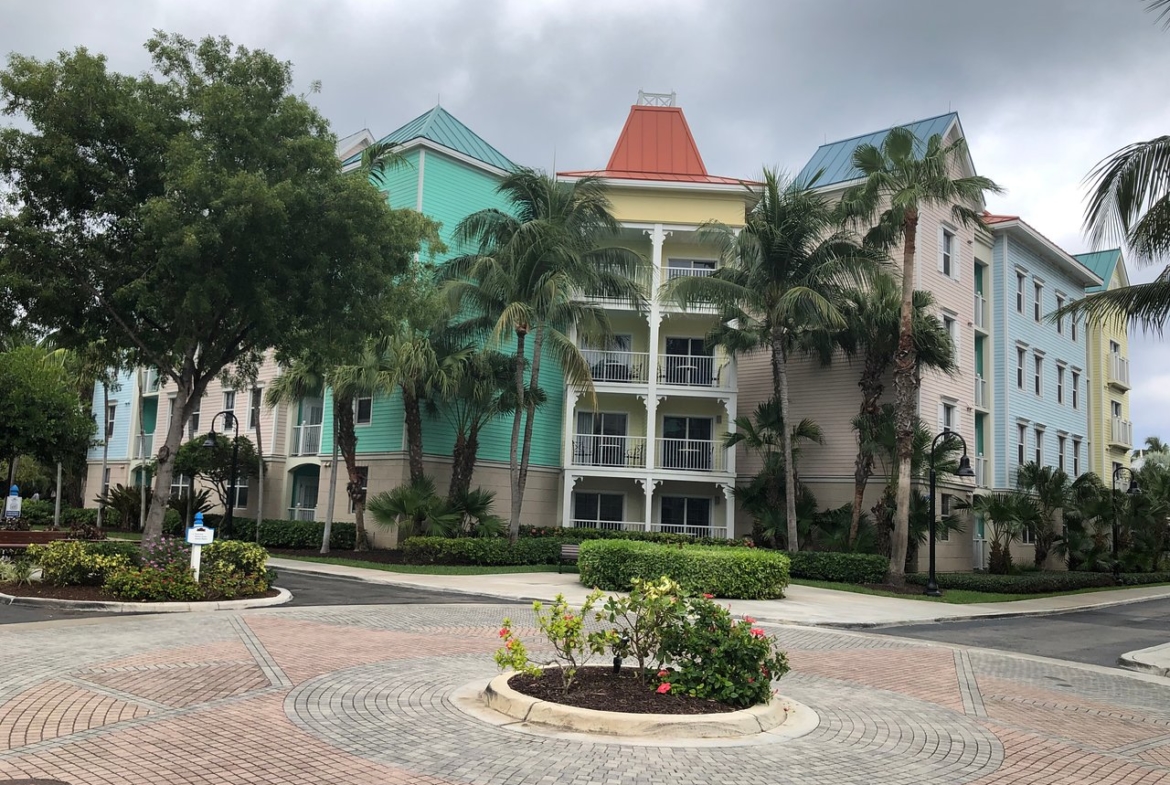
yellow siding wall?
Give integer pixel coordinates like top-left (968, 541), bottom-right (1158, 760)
top-left (608, 189), bottom-right (747, 227)
top-left (1088, 265), bottom-right (1132, 478)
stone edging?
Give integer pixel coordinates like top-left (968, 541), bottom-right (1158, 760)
top-left (477, 671), bottom-right (815, 741)
top-left (0, 586), bottom-right (292, 613)
top-left (1118, 642), bottom-right (1170, 678)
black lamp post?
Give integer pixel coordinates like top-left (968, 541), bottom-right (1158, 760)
top-left (205, 410), bottom-right (240, 538)
top-left (1111, 465), bottom-right (1140, 581)
top-left (926, 431), bottom-right (976, 597)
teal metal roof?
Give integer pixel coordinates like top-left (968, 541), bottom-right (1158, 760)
top-left (343, 106), bottom-right (514, 172)
top-left (1074, 249), bottom-right (1122, 292)
top-left (797, 112), bottom-right (960, 188)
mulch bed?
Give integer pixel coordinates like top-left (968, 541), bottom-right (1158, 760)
top-left (0, 583), bottom-right (279, 603)
top-left (270, 548), bottom-right (410, 564)
top-left (509, 666), bottom-right (738, 715)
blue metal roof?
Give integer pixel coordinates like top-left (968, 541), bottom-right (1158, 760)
top-left (797, 112), bottom-right (960, 188)
top-left (1074, 249), bottom-right (1122, 292)
top-left (342, 106), bottom-right (515, 172)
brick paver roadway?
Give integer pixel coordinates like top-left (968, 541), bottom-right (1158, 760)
top-left (2, 604), bottom-right (1169, 784)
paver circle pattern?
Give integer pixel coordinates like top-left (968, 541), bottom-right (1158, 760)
top-left (1, 602), bottom-right (1170, 784)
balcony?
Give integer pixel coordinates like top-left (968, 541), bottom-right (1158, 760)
top-left (287, 507), bottom-right (316, 522)
top-left (292, 423), bottom-right (322, 456)
top-left (973, 293), bottom-right (988, 331)
top-left (974, 376), bottom-right (989, 409)
top-left (569, 519), bottom-right (645, 532)
top-left (582, 266), bottom-right (652, 306)
top-left (571, 435), bottom-right (647, 468)
top-left (664, 266), bottom-right (715, 282)
top-left (650, 522), bottom-right (729, 539)
top-left (658, 355), bottom-right (732, 390)
top-left (1109, 353), bottom-right (1131, 390)
top-left (655, 438), bottom-right (726, 473)
top-left (583, 350), bottom-right (650, 385)
top-left (975, 455), bottom-right (988, 488)
top-left (1111, 417), bottom-right (1133, 448)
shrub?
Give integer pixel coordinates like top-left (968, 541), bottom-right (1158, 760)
top-left (593, 576), bottom-right (688, 680)
top-left (85, 540), bottom-right (143, 564)
top-left (401, 536), bottom-right (561, 565)
top-left (0, 555), bottom-right (35, 585)
top-left (520, 525), bottom-right (754, 549)
top-left (18, 500), bottom-right (54, 526)
top-left (495, 591), bottom-right (606, 694)
top-left (28, 540), bottom-right (132, 586)
top-left (1116, 571), bottom-right (1170, 586)
top-left (904, 571), bottom-right (1115, 594)
top-left (220, 518), bottom-right (357, 550)
top-left (203, 539), bottom-right (268, 576)
top-left (140, 536), bottom-right (191, 570)
top-left (578, 540), bottom-right (790, 600)
top-left (62, 507), bottom-right (98, 528)
top-left (103, 561), bottom-right (202, 602)
top-left (788, 552), bottom-right (889, 584)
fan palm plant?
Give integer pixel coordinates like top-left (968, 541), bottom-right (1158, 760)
top-left (839, 126), bottom-right (1002, 580)
top-left (665, 168), bottom-right (883, 552)
top-left (368, 476), bottom-right (460, 539)
top-left (1015, 462), bottom-right (1073, 568)
top-left (443, 168), bottom-right (648, 539)
top-left (957, 493), bottom-right (1030, 575)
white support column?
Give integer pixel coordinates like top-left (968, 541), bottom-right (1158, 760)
top-left (720, 397), bottom-right (736, 477)
top-left (562, 473), bottom-right (581, 529)
top-left (562, 388), bottom-right (580, 468)
top-left (643, 223), bottom-right (668, 534)
top-left (721, 483), bottom-right (735, 539)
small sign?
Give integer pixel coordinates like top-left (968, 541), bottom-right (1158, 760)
top-left (3, 495), bottom-right (21, 520)
top-left (186, 525), bottom-right (215, 545)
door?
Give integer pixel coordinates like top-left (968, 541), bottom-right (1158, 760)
top-left (589, 334), bottom-right (635, 382)
top-left (659, 496), bottom-right (712, 535)
top-left (573, 492), bottom-right (624, 530)
top-left (292, 474), bottom-right (320, 520)
top-left (576, 412), bottom-right (629, 467)
top-left (661, 416), bottom-right (713, 470)
top-left (663, 337), bottom-right (714, 386)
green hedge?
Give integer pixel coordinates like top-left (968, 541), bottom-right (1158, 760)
top-left (161, 513), bottom-right (356, 550)
top-left (904, 571), bottom-right (1116, 594)
top-left (1116, 571), bottom-right (1170, 586)
top-left (520, 525), bottom-right (751, 548)
top-left (788, 552), bottom-right (889, 584)
top-left (577, 540), bottom-right (790, 600)
top-left (400, 536), bottom-right (563, 566)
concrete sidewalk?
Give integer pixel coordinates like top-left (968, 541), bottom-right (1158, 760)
top-left (267, 557), bottom-right (1170, 628)
top-left (1120, 642), bottom-right (1170, 677)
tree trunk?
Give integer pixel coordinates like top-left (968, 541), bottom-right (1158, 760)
top-left (775, 337), bottom-right (799, 553)
top-left (97, 383), bottom-right (109, 529)
top-left (507, 329), bottom-right (528, 541)
top-left (515, 325), bottom-right (545, 541)
top-left (889, 209), bottom-right (920, 581)
top-left (448, 426), bottom-right (480, 500)
top-left (144, 370), bottom-right (199, 541)
top-left (849, 353), bottom-right (885, 546)
top-left (401, 386), bottom-right (425, 485)
top-left (334, 395), bottom-right (367, 551)
top-left (321, 420), bottom-right (338, 555)
top-left (5, 456), bottom-right (16, 492)
top-left (253, 388), bottom-right (264, 545)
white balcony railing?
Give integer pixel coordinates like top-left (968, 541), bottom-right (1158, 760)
top-left (650, 523), bottom-right (729, 539)
top-left (292, 423), bottom-right (322, 456)
top-left (287, 507), bottom-right (317, 522)
top-left (975, 376), bottom-right (989, 409)
top-left (658, 355), bottom-right (732, 389)
top-left (571, 435), bottom-right (647, 468)
top-left (1109, 353), bottom-right (1131, 389)
top-left (570, 519), bottom-right (645, 532)
top-left (582, 350), bottom-right (650, 384)
top-left (655, 438), bottom-right (726, 472)
top-left (974, 293), bottom-right (988, 330)
top-left (582, 267), bottom-right (652, 304)
top-left (975, 455), bottom-right (988, 488)
top-left (1112, 417), bottom-right (1133, 447)
top-left (664, 266), bottom-right (715, 281)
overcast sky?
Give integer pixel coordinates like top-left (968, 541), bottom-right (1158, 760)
top-left (3, 0), bottom-right (1168, 444)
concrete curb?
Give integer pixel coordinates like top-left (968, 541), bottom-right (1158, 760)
top-left (0, 586), bottom-right (293, 613)
top-left (1118, 642), bottom-right (1170, 677)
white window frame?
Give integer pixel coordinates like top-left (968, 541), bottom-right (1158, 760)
top-left (1016, 347), bottom-right (1026, 390)
top-left (1034, 427), bottom-right (1045, 466)
top-left (1071, 371), bottom-right (1080, 409)
top-left (1057, 435), bottom-right (1066, 472)
top-left (1016, 271), bottom-right (1026, 313)
top-left (248, 388), bottom-right (263, 430)
top-left (658, 495), bottom-right (713, 530)
top-left (939, 226), bottom-right (957, 279)
top-left (939, 399), bottom-right (958, 433)
top-left (229, 480), bottom-right (249, 508)
top-left (1034, 281), bottom-right (1044, 323)
top-left (1033, 353), bottom-right (1044, 397)
top-left (1055, 294), bottom-right (1065, 334)
top-left (1071, 317), bottom-right (1078, 342)
top-left (105, 403), bottom-right (117, 440)
top-left (939, 493), bottom-right (952, 540)
top-left (102, 467), bottom-right (112, 496)
top-left (573, 492), bottom-right (626, 526)
top-left (942, 312), bottom-right (958, 351)
top-left (1056, 365), bottom-right (1065, 405)
top-left (189, 396), bottom-right (201, 438)
top-left (170, 472), bottom-right (190, 499)
top-left (1073, 439), bottom-right (1081, 475)
top-left (1017, 423), bottom-right (1027, 466)
top-left (354, 396), bottom-right (373, 426)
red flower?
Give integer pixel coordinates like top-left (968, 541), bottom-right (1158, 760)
top-left (750, 628), bottom-right (766, 638)
top-left (743, 616), bottom-right (756, 624)
top-left (702, 593), bottom-right (714, 599)
top-left (657, 669), bottom-right (669, 678)
top-left (656, 683), bottom-right (671, 694)
top-left (505, 639), bottom-right (514, 650)
top-left (498, 628), bottom-right (509, 638)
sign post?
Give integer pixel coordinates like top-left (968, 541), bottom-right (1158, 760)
top-left (186, 511), bottom-right (215, 582)
top-left (3, 485), bottom-right (21, 521)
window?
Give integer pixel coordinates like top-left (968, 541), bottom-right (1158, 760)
top-left (663, 337), bottom-right (715, 386)
top-left (1020, 525), bottom-right (1035, 545)
top-left (1034, 428), bottom-right (1044, 466)
top-left (102, 467), bottom-right (111, 496)
top-left (940, 401), bottom-right (957, 433)
top-left (574, 492), bottom-right (624, 527)
top-left (1056, 366), bottom-right (1065, 405)
top-left (248, 388), bottom-right (262, 430)
top-left (943, 314), bottom-right (958, 349)
top-left (188, 396), bottom-right (201, 438)
top-left (354, 396), bottom-right (373, 425)
top-left (1073, 439), bottom-right (1081, 475)
top-left (1112, 400), bottom-right (1123, 419)
top-left (1016, 272), bottom-right (1026, 313)
top-left (661, 416), bottom-right (715, 470)
top-left (1017, 348), bottom-right (1026, 389)
top-left (1057, 435), bottom-right (1066, 471)
top-left (229, 480), bottom-right (248, 508)
top-left (1055, 295), bottom-right (1065, 334)
top-left (223, 390), bottom-right (236, 418)
top-left (938, 494), bottom-right (953, 541)
top-left (1034, 354), bottom-right (1043, 396)
top-left (940, 228), bottom-right (955, 277)
top-left (660, 496), bottom-right (712, 534)
top-left (1071, 372), bottom-right (1080, 409)
top-left (1018, 424), bottom-right (1027, 465)
top-left (1113, 461), bottom-right (1123, 480)
top-left (170, 473), bottom-right (189, 499)
top-left (348, 466), bottom-right (369, 514)
top-left (1110, 339), bottom-right (1121, 355)
top-left (665, 258), bottom-right (716, 281)
top-left (575, 412), bottom-right (631, 467)
top-left (105, 403), bottom-right (117, 440)
top-left (1034, 282), bottom-right (1043, 322)
top-left (1071, 318), bottom-right (1078, 342)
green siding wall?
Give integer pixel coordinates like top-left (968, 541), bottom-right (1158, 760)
top-left (382, 149), bottom-right (421, 211)
top-left (141, 398), bottom-right (158, 435)
top-left (320, 390), bottom-right (404, 455)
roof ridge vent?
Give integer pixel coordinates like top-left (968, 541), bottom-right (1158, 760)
top-left (637, 90), bottom-right (676, 107)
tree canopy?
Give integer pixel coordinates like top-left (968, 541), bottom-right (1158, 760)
top-left (173, 432), bottom-right (261, 512)
top-left (0, 346), bottom-right (95, 473)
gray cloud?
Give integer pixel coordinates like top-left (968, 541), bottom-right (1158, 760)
top-left (4, 0), bottom-right (1168, 441)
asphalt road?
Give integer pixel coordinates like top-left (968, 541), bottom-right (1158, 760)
top-left (873, 597), bottom-right (1170, 667)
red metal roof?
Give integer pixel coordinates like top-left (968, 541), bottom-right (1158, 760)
top-left (981, 211), bottom-right (1019, 225)
top-left (559, 105), bottom-right (752, 186)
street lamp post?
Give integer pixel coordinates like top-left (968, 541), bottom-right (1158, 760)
top-left (205, 410), bottom-right (240, 538)
top-left (926, 431), bottom-right (977, 597)
top-left (1111, 465), bottom-right (1140, 582)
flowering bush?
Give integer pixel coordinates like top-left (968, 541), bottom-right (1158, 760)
top-left (593, 576), bottom-right (687, 682)
top-left (493, 591), bottom-right (608, 694)
top-left (103, 561), bottom-right (202, 602)
top-left (141, 536), bottom-right (191, 570)
top-left (28, 541), bottom-right (132, 586)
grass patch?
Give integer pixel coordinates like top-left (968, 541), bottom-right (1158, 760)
top-left (790, 578), bottom-right (1170, 604)
top-left (274, 554), bottom-right (578, 576)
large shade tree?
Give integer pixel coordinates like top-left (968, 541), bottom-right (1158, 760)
top-left (840, 127), bottom-right (1001, 579)
top-left (666, 168), bottom-right (883, 552)
top-left (443, 169), bottom-right (648, 538)
top-left (0, 33), bottom-right (424, 540)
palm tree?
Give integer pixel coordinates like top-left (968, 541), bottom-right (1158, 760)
top-left (666, 168), bottom-right (883, 552)
top-left (443, 168), bottom-right (648, 539)
top-left (1144, 436), bottom-right (1169, 454)
top-left (840, 126), bottom-right (1002, 580)
top-left (958, 493), bottom-right (1031, 575)
top-left (838, 274), bottom-right (957, 545)
top-left (1016, 462), bottom-right (1072, 568)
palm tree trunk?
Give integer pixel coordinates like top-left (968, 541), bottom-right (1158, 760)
top-left (334, 396), bottom-right (367, 551)
top-left (507, 330), bottom-right (527, 540)
top-left (849, 355), bottom-right (885, 545)
top-left (775, 338), bottom-right (799, 553)
top-left (401, 387), bottom-right (425, 484)
top-left (889, 210), bottom-right (920, 581)
top-left (449, 427), bottom-right (480, 500)
top-left (516, 325), bottom-right (545, 539)
top-left (97, 383), bottom-right (109, 529)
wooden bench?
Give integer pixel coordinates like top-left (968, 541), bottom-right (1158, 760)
top-left (558, 543), bottom-right (580, 573)
top-left (0, 529), bottom-right (74, 552)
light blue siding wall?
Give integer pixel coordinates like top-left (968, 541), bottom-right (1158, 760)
top-left (87, 369), bottom-right (136, 461)
top-left (991, 239), bottom-right (1011, 488)
top-left (991, 232), bottom-right (1090, 488)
